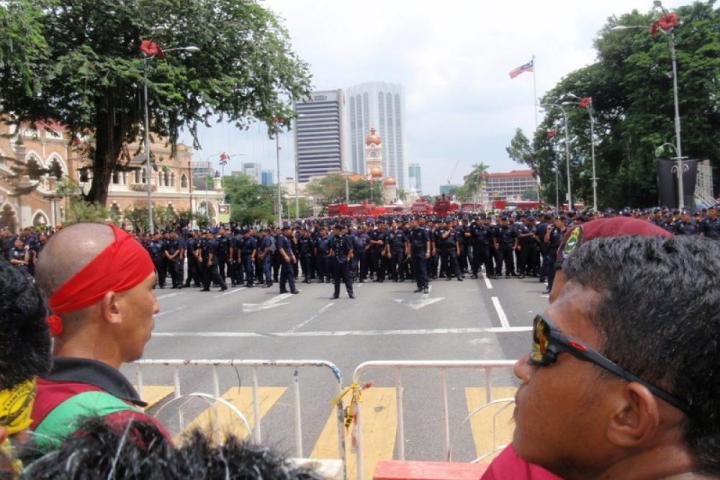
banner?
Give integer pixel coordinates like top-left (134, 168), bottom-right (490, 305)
top-left (218, 204), bottom-right (231, 224)
top-left (656, 158), bottom-right (697, 209)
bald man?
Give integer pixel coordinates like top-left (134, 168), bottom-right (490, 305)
top-left (30, 223), bottom-right (165, 449)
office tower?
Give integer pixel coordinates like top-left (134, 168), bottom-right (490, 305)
top-left (239, 162), bottom-right (262, 183)
top-left (294, 90), bottom-right (345, 182)
top-left (346, 82), bottom-right (406, 189)
top-left (261, 169), bottom-right (274, 186)
top-left (408, 163), bottom-right (421, 192)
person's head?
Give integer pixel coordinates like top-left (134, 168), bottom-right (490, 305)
top-left (708, 206), bottom-right (718, 218)
top-left (0, 260), bottom-right (51, 453)
top-left (513, 235), bottom-right (720, 478)
top-left (13, 238), bottom-right (23, 250)
top-left (21, 417), bottom-right (327, 480)
top-left (35, 223), bottom-right (158, 366)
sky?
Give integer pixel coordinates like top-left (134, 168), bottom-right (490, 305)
top-left (179, 0), bottom-right (685, 195)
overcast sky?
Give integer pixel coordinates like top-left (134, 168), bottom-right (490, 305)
top-left (179, 0), bottom-right (685, 195)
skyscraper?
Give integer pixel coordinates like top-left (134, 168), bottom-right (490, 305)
top-left (294, 90), bottom-right (345, 183)
top-left (346, 82), bottom-right (406, 189)
top-left (408, 163), bottom-right (421, 192)
top-left (261, 169), bottom-right (274, 186)
top-left (240, 162), bottom-right (262, 183)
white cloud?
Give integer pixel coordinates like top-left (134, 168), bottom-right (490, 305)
top-left (181, 0), bottom-right (686, 195)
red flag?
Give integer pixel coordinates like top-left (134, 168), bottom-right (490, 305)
top-left (579, 97), bottom-right (592, 109)
top-left (509, 59), bottom-right (534, 79)
top-left (547, 130), bottom-right (557, 139)
top-left (219, 152), bottom-right (229, 166)
top-left (140, 39), bottom-right (166, 59)
top-left (651, 13), bottom-right (678, 36)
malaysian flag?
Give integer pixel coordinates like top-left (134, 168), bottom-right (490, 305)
top-left (219, 152), bottom-right (230, 166)
top-left (509, 59), bottom-right (534, 79)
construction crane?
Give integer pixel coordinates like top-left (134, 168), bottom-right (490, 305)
top-left (447, 159), bottom-right (461, 186)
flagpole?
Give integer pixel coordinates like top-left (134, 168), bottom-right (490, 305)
top-left (532, 54), bottom-right (538, 130)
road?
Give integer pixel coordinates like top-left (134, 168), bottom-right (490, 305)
top-left (122, 273), bottom-right (549, 478)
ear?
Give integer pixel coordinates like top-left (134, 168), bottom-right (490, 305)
top-left (606, 382), bottom-right (660, 448)
top-left (100, 291), bottom-right (123, 326)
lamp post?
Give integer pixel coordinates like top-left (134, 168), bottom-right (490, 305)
top-left (612, 1), bottom-right (684, 208)
top-left (542, 103), bottom-right (572, 210)
top-left (142, 45), bottom-right (199, 234)
top-left (563, 93), bottom-right (598, 211)
top-left (275, 132), bottom-right (282, 226)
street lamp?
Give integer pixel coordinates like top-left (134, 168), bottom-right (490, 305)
top-left (542, 103), bottom-right (573, 210)
top-left (611, 1), bottom-right (684, 208)
top-left (143, 44), bottom-right (199, 234)
top-left (563, 93), bottom-right (598, 211)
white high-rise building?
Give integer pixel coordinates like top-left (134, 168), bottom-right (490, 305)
top-left (346, 82), bottom-right (407, 189)
top-left (294, 90), bottom-right (346, 182)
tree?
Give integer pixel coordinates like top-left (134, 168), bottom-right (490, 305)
top-left (0, 0), bottom-right (312, 205)
top-left (305, 174), bottom-right (384, 205)
top-left (462, 162), bottom-right (489, 201)
top-left (516, 2), bottom-right (720, 208)
top-left (223, 174), bottom-right (275, 226)
top-left (506, 129), bottom-right (535, 168)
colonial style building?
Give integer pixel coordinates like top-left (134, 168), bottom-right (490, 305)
top-left (0, 120), bottom-right (224, 232)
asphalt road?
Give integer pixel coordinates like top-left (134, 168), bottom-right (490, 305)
top-left (123, 271), bottom-right (549, 475)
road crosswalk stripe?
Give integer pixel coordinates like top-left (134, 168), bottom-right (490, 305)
top-left (135, 385), bottom-right (174, 410)
top-left (464, 387), bottom-right (517, 462)
top-left (311, 387), bottom-right (397, 480)
top-left (179, 386), bottom-right (286, 443)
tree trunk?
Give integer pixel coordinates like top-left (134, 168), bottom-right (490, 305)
top-left (86, 95), bottom-right (125, 206)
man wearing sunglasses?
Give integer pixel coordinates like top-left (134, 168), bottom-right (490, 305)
top-left (511, 234), bottom-right (720, 479)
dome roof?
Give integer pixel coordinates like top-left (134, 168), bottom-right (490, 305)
top-left (383, 177), bottom-right (397, 186)
top-left (366, 127), bottom-right (382, 146)
top-left (370, 166), bottom-right (383, 178)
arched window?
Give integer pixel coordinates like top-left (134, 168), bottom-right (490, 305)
top-left (47, 157), bottom-right (64, 178)
top-left (163, 171), bottom-right (169, 187)
top-left (181, 174), bottom-right (188, 188)
top-left (142, 169), bottom-right (147, 184)
top-left (112, 171), bottom-right (120, 184)
top-left (26, 157), bottom-right (43, 180)
top-left (170, 172), bottom-right (175, 187)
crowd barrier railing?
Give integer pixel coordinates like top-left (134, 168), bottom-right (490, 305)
top-left (351, 360), bottom-right (517, 480)
top-left (133, 358), bottom-right (347, 479)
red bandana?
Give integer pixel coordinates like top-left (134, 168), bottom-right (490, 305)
top-left (47, 225), bottom-right (155, 336)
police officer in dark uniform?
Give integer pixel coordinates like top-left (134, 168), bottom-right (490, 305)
top-left (368, 222), bottom-right (387, 282)
top-left (470, 216), bottom-right (494, 279)
top-left (437, 219), bottom-right (463, 281)
top-left (701, 205), bottom-right (720, 240)
top-left (409, 218), bottom-right (431, 294)
top-left (215, 227), bottom-right (231, 283)
top-left (163, 231), bottom-right (183, 288)
top-left (201, 230), bottom-right (227, 292)
top-left (329, 224), bottom-right (354, 299)
top-left (497, 216), bottom-right (518, 277)
top-left (298, 228), bottom-right (314, 283)
top-left (258, 228), bottom-right (275, 288)
top-left (515, 216), bottom-right (537, 278)
top-left (8, 237), bottom-right (30, 276)
top-left (544, 216), bottom-right (565, 294)
top-left (185, 230), bottom-right (202, 288)
top-left (241, 228), bottom-right (257, 287)
top-left (277, 225), bottom-right (299, 294)
top-left (674, 210), bottom-right (700, 235)
top-left (354, 225), bottom-right (369, 282)
top-left (316, 227), bottom-right (332, 283)
top-left (146, 233), bottom-right (165, 288)
top-left (386, 222), bottom-right (407, 282)
top-left (229, 228), bottom-right (243, 286)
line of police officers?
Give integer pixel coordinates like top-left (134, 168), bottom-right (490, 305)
top-left (134, 204), bottom-right (720, 299)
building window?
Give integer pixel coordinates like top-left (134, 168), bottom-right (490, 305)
top-left (112, 171), bottom-right (120, 184)
top-left (170, 172), bottom-right (175, 187)
top-left (181, 174), bottom-right (188, 188)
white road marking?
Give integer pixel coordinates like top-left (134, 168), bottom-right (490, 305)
top-left (155, 306), bottom-right (185, 318)
top-left (156, 292), bottom-right (181, 300)
top-left (491, 296), bottom-right (510, 328)
top-left (288, 302), bottom-right (336, 333)
top-left (153, 326), bottom-right (532, 338)
top-left (393, 297), bottom-right (446, 310)
top-left (242, 293), bottom-right (293, 313)
top-left (483, 274), bottom-right (493, 289)
top-left (215, 287), bottom-right (246, 298)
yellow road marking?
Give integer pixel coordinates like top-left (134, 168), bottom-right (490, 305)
top-left (311, 387), bottom-right (397, 480)
top-left (465, 387), bottom-right (517, 462)
top-left (179, 386), bottom-right (286, 443)
top-left (134, 385), bottom-right (174, 410)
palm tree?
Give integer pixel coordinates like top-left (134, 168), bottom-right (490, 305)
top-left (463, 162), bottom-right (489, 202)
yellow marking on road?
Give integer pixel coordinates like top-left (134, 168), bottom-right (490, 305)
top-left (179, 387), bottom-right (286, 443)
top-left (134, 385), bottom-right (174, 410)
top-left (310, 387), bottom-right (397, 480)
top-left (465, 387), bottom-right (517, 462)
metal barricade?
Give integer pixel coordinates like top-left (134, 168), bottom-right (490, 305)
top-left (133, 359), bottom-right (347, 479)
top-left (351, 360), bottom-right (517, 480)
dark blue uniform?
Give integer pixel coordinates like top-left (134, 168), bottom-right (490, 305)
top-left (469, 222), bottom-right (493, 278)
top-left (202, 238), bottom-right (227, 291)
top-left (298, 235), bottom-right (314, 282)
top-left (368, 229), bottom-right (387, 281)
top-left (146, 240), bottom-right (165, 287)
top-left (701, 216), bottom-right (720, 239)
top-left (409, 227), bottom-right (430, 292)
top-left (386, 230), bottom-right (407, 281)
top-left (259, 235), bottom-right (274, 287)
top-left (277, 234), bottom-right (298, 294)
top-left (241, 235), bottom-right (257, 287)
top-left (316, 236), bottom-right (331, 283)
top-left (330, 232), bottom-right (354, 298)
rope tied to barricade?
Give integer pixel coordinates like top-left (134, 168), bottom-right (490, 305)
top-left (332, 382), bottom-right (372, 431)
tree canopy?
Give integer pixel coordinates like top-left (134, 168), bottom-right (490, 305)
top-left (508, 1), bottom-right (720, 208)
top-left (0, 0), bottom-right (312, 204)
top-left (305, 174), bottom-right (384, 205)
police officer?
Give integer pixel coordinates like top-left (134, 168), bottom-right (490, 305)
top-left (201, 230), bottom-right (227, 292)
top-left (229, 227), bottom-right (243, 286)
top-left (544, 216), bottom-right (565, 294)
top-left (470, 216), bottom-right (493, 279)
top-left (277, 225), bottom-right (299, 294)
top-left (163, 231), bottom-right (183, 288)
top-left (409, 218), bottom-right (431, 294)
top-left (437, 219), bottom-right (463, 281)
top-left (354, 225), bottom-right (370, 282)
top-left (298, 228), bottom-right (314, 283)
top-left (241, 229), bottom-right (257, 287)
top-left (386, 222), bottom-right (407, 282)
top-left (184, 230), bottom-right (202, 288)
top-left (497, 216), bottom-right (518, 277)
top-left (215, 227), bottom-right (231, 283)
top-left (316, 227), bottom-right (332, 283)
top-left (8, 237), bottom-right (30, 276)
top-left (701, 205), bottom-right (720, 239)
top-left (146, 233), bottom-right (165, 287)
top-left (329, 224), bottom-right (354, 299)
top-left (258, 228), bottom-right (275, 288)
top-left (674, 210), bottom-right (700, 235)
top-left (368, 222), bottom-right (386, 282)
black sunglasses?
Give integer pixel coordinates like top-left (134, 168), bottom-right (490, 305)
top-left (529, 314), bottom-right (691, 415)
